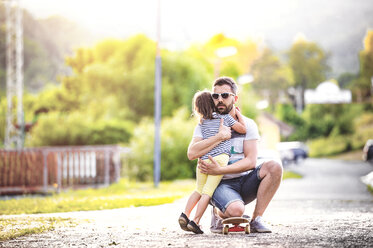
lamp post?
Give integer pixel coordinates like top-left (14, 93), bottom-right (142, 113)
top-left (371, 76), bottom-right (373, 103)
top-left (154, 0), bottom-right (161, 188)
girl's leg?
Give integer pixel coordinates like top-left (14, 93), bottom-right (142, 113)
top-left (184, 164), bottom-right (207, 217)
top-left (192, 174), bottom-right (223, 224)
top-left (192, 154), bottom-right (229, 223)
top-left (192, 194), bottom-right (211, 224)
top-left (184, 191), bottom-right (201, 217)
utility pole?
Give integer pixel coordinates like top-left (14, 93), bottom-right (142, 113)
top-left (4, 0), bottom-right (24, 149)
top-left (153, 0), bottom-right (162, 187)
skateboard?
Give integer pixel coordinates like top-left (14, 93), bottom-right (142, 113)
top-left (221, 217), bottom-right (250, 235)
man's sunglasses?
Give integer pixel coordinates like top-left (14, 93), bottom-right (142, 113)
top-left (211, 92), bottom-right (235, 100)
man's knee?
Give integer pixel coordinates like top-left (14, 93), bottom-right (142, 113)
top-left (225, 201), bottom-right (245, 217)
top-left (270, 160), bottom-right (283, 175)
top-left (262, 160), bottom-right (283, 179)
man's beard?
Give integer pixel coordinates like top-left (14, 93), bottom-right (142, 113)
top-left (216, 101), bottom-right (234, 114)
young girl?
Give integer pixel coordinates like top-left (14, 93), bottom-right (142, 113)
top-left (178, 90), bottom-right (246, 234)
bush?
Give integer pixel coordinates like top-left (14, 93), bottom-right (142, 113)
top-left (308, 111), bottom-right (373, 157)
top-left (308, 135), bottom-right (352, 157)
top-left (303, 103), bottom-right (364, 138)
top-left (126, 108), bottom-right (197, 181)
top-left (87, 120), bottom-right (134, 145)
top-left (351, 112), bottom-right (373, 149)
top-left (275, 103), bottom-right (307, 141)
top-left (25, 111), bottom-right (134, 146)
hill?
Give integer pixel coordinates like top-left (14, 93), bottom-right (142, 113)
top-left (0, 3), bottom-right (96, 93)
top-left (263, 0), bottom-right (373, 77)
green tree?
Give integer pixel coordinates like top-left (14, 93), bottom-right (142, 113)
top-left (276, 103), bottom-right (307, 140)
top-left (287, 39), bottom-right (329, 110)
top-left (338, 72), bottom-right (358, 89)
top-left (355, 30), bottom-right (373, 101)
top-left (251, 48), bottom-right (294, 110)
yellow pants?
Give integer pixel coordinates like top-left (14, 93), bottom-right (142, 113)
top-left (196, 154), bottom-right (229, 197)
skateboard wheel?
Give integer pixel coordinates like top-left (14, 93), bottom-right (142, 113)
top-left (223, 225), bottom-right (229, 235)
top-left (245, 224), bottom-right (250, 234)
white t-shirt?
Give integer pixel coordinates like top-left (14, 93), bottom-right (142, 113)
top-left (193, 116), bottom-right (260, 179)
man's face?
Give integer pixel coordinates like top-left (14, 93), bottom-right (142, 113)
top-left (212, 85), bottom-right (236, 114)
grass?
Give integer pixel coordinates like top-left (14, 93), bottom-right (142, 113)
top-left (283, 170), bottom-right (303, 179)
top-left (0, 217), bottom-right (75, 241)
top-left (0, 179), bottom-right (195, 215)
top-left (1, 172), bottom-right (300, 216)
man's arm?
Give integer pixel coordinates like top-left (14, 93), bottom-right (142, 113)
top-left (187, 118), bottom-right (231, 160)
top-left (198, 139), bottom-right (258, 175)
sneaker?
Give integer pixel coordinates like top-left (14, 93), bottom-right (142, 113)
top-left (178, 212), bottom-right (192, 232)
top-left (210, 207), bottom-right (223, 233)
top-left (250, 216), bottom-right (272, 233)
top-left (187, 220), bottom-right (204, 234)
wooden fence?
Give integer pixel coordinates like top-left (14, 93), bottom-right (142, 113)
top-left (0, 145), bottom-right (130, 195)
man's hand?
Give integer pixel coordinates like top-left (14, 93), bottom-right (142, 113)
top-left (198, 156), bottom-right (222, 175)
top-left (218, 118), bottom-right (231, 141)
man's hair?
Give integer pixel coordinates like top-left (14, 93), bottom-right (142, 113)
top-left (193, 90), bottom-right (215, 120)
top-left (213, 76), bottom-right (238, 95)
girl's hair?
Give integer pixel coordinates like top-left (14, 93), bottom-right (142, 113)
top-left (193, 90), bottom-right (216, 120)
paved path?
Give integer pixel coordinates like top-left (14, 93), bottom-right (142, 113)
top-left (1, 158), bottom-right (373, 247)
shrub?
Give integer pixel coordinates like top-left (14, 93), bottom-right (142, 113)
top-left (126, 108), bottom-right (197, 181)
top-left (308, 135), bottom-right (352, 157)
top-left (351, 112), bottom-right (373, 149)
top-left (87, 120), bottom-right (134, 145)
top-left (25, 112), bottom-right (134, 147)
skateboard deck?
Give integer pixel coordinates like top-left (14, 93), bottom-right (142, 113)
top-left (221, 217), bottom-right (250, 234)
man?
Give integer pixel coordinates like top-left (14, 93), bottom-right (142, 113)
top-left (187, 76), bottom-right (283, 233)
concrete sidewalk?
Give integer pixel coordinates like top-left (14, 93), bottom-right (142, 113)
top-left (1, 158), bottom-right (373, 247)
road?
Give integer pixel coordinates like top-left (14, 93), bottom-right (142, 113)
top-left (1, 158), bottom-right (373, 247)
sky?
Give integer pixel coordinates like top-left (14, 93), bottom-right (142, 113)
top-left (20, 0), bottom-right (301, 50)
top-left (18, 0), bottom-right (373, 75)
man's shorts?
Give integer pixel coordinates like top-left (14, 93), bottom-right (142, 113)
top-left (210, 164), bottom-right (263, 213)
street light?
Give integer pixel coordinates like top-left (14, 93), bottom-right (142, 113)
top-left (371, 76), bottom-right (373, 102)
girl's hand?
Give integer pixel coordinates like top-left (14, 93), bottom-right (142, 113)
top-left (218, 118), bottom-right (231, 141)
top-left (198, 155), bottom-right (221, 175)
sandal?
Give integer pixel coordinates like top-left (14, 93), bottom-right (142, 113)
top-left (187, 220), bottom-right (204, 234)
top-left (178, 212), bottom-right (192, 232)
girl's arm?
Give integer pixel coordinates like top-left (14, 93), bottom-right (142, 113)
top-left (231, 109), bottom-right (246, 134)
top-left (198, 139), bottom-right (258, 175)
top-left (187, 118), bottom-right (231, 160)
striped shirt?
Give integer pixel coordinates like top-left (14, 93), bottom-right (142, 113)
top-left (193, 115), bottom-right (260, 179)
top-left (199, 112), bottom-right (236, 160)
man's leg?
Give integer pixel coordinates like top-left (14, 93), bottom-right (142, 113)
top-left (252, 160), bottom-right (283, 220)
top-left (210, 178), bottom-right (243, 233)
top-left (217, 201), bottom-right (244, 218)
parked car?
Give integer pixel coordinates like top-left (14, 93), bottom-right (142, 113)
top-left (276, 141), bottom-right (308, 165)
top-left (362, 139), bottom-right (373, 163)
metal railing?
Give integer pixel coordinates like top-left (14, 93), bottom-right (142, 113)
top-left (0, 145), bottom-right (130, 195)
